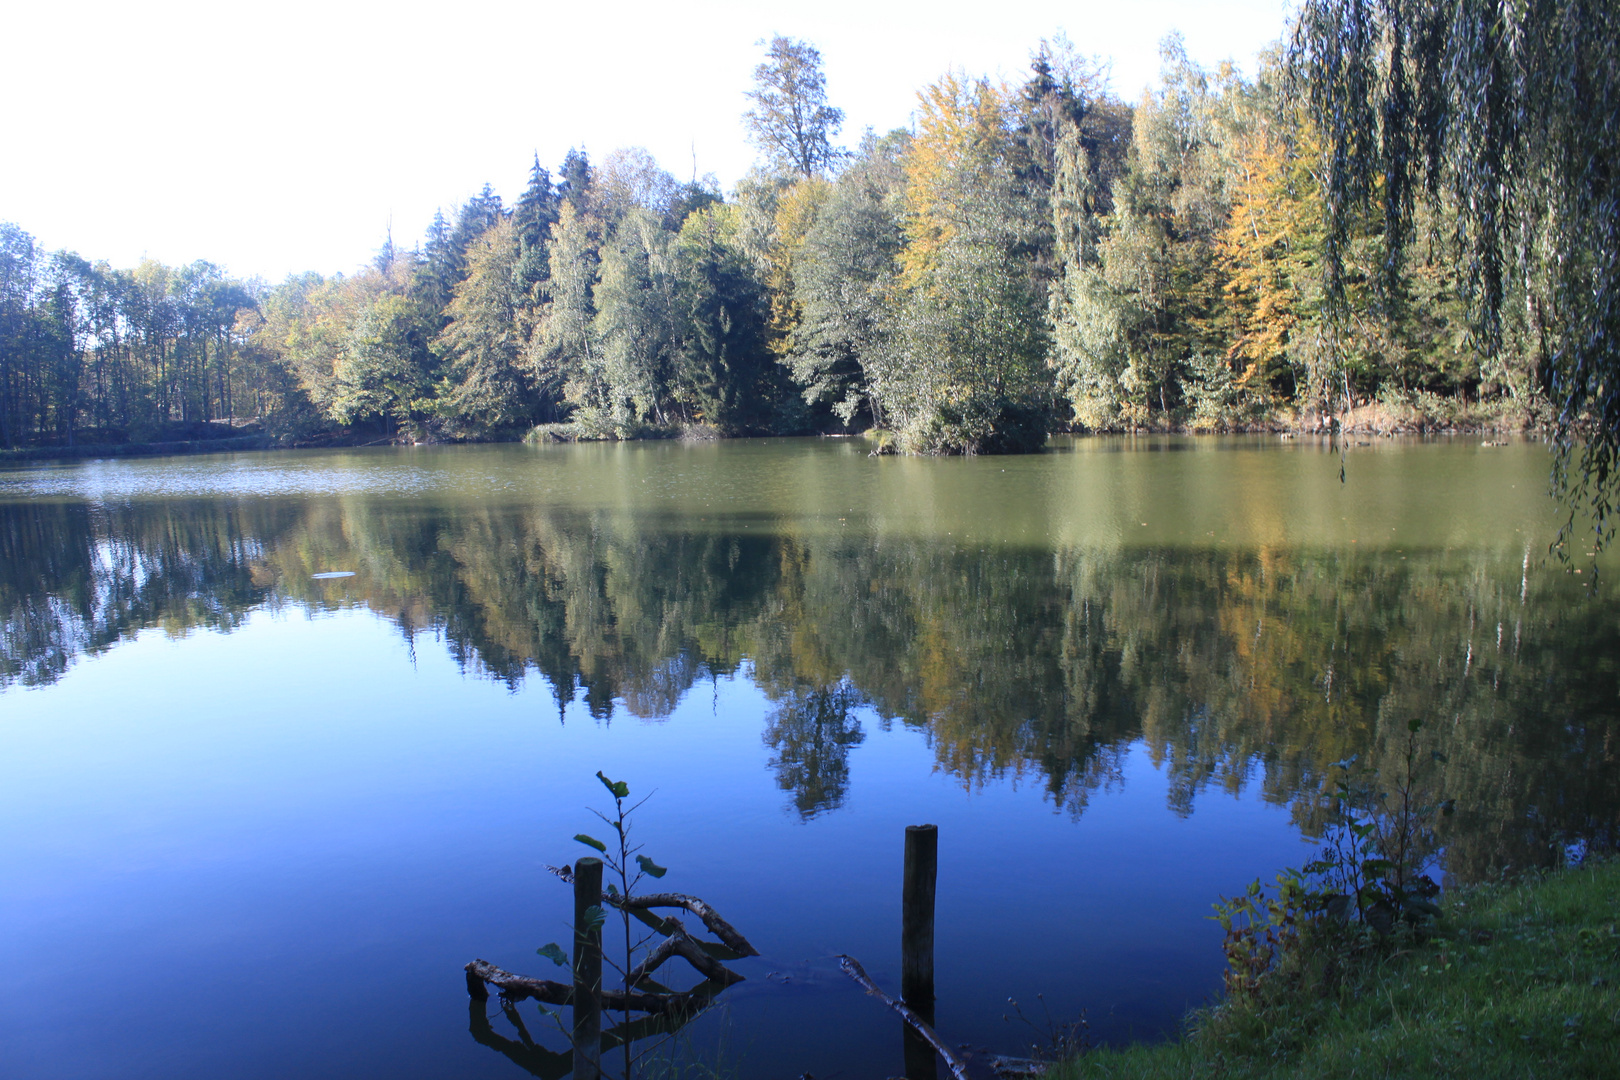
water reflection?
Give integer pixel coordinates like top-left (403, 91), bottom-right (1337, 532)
top-left (2, 492), bottom-right (1614, 880)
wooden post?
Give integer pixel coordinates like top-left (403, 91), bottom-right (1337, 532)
top-left (465, 966), bottom-right (489, 1000)
top-left (902, 824), bottom-right (939, 1080)
top-left (901, 824), bottom-right (938, 1007)
top-left (572, 857), bottom-right (604, 1080)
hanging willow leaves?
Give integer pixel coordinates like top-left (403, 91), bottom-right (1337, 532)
top-left (1293, 0), bottom-right (1620, 553)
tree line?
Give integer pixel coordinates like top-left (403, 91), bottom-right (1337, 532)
top-left (1, 16), bottom-right (1607, 455)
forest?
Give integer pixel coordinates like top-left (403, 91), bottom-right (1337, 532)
top-left (0, 11), bottom-right (1604, 456)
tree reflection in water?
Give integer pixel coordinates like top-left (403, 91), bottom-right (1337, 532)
top-left (2, 496), bottom-right (1614, 879)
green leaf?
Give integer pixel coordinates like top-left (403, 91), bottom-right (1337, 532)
top-left (596, 771), bottom-right (630, 799)
top-left (574, 833), bottom-right (607, 853)
top-left (581, 904), bottom-right (607, 933)
top-left (635, 854), bottom-right (668, 879)
top-left (536, 942), bottom-right (569, 967)
top-left (1408, 718), bottom-right (1423, 733)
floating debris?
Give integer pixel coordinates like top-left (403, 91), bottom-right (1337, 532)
top-left (311, 571), bottom-right (355, 580)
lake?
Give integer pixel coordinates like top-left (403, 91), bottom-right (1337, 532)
top-left (1, 435), bottom-right (1614, 1079)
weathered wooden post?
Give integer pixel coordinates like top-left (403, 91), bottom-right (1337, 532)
top-left (572, 856), bottom-right (604, 1080)
top-left (902, 824), bottom-right (938, 1007)
top-left (902, 823), bottom-right (939, 1080)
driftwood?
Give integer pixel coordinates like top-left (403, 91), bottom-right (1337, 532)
top-left (464, 960), bottom-right (715, 1017)
top-left (545, 867), bottom-right (759, 958)
top-left (989, 1056), bottom-right (1053, 1078)
top-left (836, 954), bottom-right (970, 1080)
top-left (627, 918), bottom-right (746, 988)
top-left (612, 893), bottom-right (758, 957)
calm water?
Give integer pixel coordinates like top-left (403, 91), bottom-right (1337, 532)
top-left (1, 436), bottom-right (1615, 1079)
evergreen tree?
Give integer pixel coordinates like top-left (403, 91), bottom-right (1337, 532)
top-left (557, 148), bottom-right (593, 215)
top-left (514, 156), bottom-right (559, 253)
top-left (513, 156), bottom-right (559, 304)
top-left (416, 210), bottom-right (458, 313)
top-left (675, 207), bottom-right (778, 433)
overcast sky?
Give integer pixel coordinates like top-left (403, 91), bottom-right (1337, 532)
top-left (4, 0), bottom-right (1294, 281)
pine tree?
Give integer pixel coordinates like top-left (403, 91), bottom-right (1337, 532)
top-left (558, 148), bottom-right (593, 215)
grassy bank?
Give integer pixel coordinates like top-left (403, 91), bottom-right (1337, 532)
top-left (1058, 859), bottom-right (1619, 1080)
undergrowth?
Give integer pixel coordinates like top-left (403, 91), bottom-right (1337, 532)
top-left (1057, 857), bottom-right (1619, 1079)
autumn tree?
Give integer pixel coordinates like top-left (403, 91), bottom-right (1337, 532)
top-left (876, 73), bottom-right (1055, 453)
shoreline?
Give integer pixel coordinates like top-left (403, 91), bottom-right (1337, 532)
top-left (0, 406), bottom-right (1546, 467)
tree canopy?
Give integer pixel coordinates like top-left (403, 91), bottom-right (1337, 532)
top-left (744, 35), bottom-right (846, 179)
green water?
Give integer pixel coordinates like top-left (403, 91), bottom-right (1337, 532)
top-left (1, 435), bottom-right (1613, 1078)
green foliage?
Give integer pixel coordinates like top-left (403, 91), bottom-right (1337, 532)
top-left (875, 72), bottom-right (1058, 453)
top-left (1209, 871), bottom-right (1318, 999)
top-left (1208, 719), bottom-right (1454, 1018)
top-left (331, 293), bottom-right (436, 431)
top-left (1057, 859), bottom-right (1620, 1080)
top-left (674, 208), bottom-right (781, 434)
top-left (782, 131), bottom-right (907, 428)
top-left (435, 218), bottom-right (533, 434)
top-left (4, 16), bottom-right (1602, 459)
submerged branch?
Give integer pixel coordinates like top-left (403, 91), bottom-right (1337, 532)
top-left (626, 918), bottom-right (746, 988)
top-left (836, 953), bottom-right (970, 1080)
top-left (463, 959), bottom-right (714, 1017)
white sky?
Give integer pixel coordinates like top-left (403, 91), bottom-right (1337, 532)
top-left (4, 0), bottom-right (1294, 282)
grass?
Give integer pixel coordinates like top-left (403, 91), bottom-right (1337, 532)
top-left (1055, 859), bottom-right (1620, 1080)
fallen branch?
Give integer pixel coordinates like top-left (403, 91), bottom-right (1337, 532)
top-left (627, 918), bottom-right (746, 988)
top-left (464, 960), bottom-right (712, 1017)
top-left (541, 869), bottom-right (758, 959)
top-left (836, 954), bottom-right (969, 1080)
top-left (608, 892), bottom-right (759, 957)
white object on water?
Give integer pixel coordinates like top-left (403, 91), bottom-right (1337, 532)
top-left (311, 571), bottom-right (355, 580)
